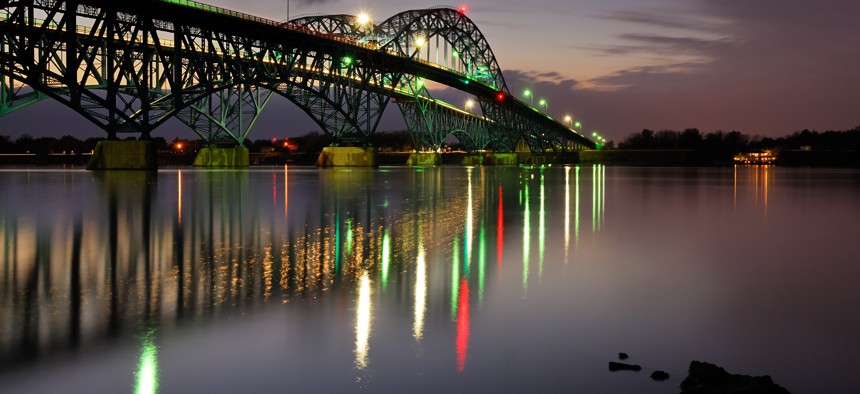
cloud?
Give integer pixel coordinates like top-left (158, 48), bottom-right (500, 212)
top-left (292, 0), bottom-right (340, 6)
top-left (602, 34), bottom-right (734, 56)
top-left (601, 9), bottom-right (707, 31)
top-left (560, 0), bottom-right (860, 137)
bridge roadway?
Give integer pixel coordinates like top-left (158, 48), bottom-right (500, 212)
top-left (0, 0), bottom-right (597, 165)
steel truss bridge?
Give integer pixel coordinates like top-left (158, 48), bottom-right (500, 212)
top-left (0, 0), bottom-right (596, 153)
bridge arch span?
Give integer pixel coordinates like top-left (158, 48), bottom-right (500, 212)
top-left (377, 8), bottom-right (507, 92)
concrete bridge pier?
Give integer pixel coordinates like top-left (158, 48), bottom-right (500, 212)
top-left (316, 147), bottom-right (377, 167)
top-left (406, 152), bottom-right (441, 166)
top-left (482, 152), bottom-right (518, 165)
top-left (86, 140), bottom-right (157, 170)
top-left (193, 147), bottom-right (250, 167)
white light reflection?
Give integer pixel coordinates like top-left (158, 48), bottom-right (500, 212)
top-left (284, 164), bottom-right (290, 218)
top-left (355, 272), bottom-right (372, 369)
top-left (177, 170), bottom-right (182, 224)
top-left (413, 244), bottom-right (427, 340)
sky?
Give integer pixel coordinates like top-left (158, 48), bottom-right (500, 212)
top-left (2, 0), bottom-right (858, 142)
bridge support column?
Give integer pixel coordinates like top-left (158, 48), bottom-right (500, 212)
top-left (518, 154), bottom-right (554, 165)
top-left (86, 141), bottom-right (157, 170)
top-left (316, 147), bottom-right (377, 167)
top-left (482, 153), bottom-right (517, 165)
top-left (406, 152), bottom-right (441, 166)
top-left (461, 154), bottom-right (484, 165)
top-left (193, 147), bottom-right (249, 168)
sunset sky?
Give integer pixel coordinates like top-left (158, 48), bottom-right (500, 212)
top-left (2, 0), bottom-right (858, 141)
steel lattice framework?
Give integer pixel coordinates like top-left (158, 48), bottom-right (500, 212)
top-left (0, 0), bottom-right (596, 151)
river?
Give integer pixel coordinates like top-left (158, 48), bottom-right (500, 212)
top-left (1, 165), bottom-right (858, 393)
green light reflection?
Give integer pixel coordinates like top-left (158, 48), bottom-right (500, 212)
top-left (381, 230), bottom-right (391, 288)
top-left (345, 218), bottom-right (354, 255)
top-left (478, 222), bottom-right (486, 304)
top-left (564, 167), bottom-right (570, 264)
top-left (522, 181), bottom-right (530, 292)
top-left (575, 166), bottom-right (580, 248)
top-left (592, 165), bottom-right (597, 233)
top-left (134, 330), bottom-right (159, 394)
top-left (538, 171), bottom-right (545, 280)
top-left (451, 237), bottom-right (460, 319)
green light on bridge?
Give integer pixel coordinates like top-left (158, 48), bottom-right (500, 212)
top-left (342, 56), bottom-right (353, 65)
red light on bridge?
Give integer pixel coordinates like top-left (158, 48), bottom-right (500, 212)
top-left (459, 5), bottom-right (468, 14)
top-left (496, 92), bottom-right (506, 102)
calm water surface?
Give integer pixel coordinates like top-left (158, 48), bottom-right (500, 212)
top-left (1, 165), bottom-right (858, 393)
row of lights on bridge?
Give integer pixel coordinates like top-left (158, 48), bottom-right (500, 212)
top-left (354, 4), bottom-right (466, 27)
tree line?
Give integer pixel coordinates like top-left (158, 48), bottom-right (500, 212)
top-left (618, 127), bottom-right (860, 151)
top-left (614, 127), bottom-right (860, 165)
top-left (3, 127), bottom-right (858, 159)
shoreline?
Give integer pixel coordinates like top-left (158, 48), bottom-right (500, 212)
top-left (1, 149), bottom-right (857, 167)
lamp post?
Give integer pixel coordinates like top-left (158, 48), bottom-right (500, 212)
top-left (539, 99), bottom-right (547, 113)
top-left (564, 115), bottom-right (572, 129)
top-left (414, 36), bottom-right (426, 59)
top-left (465, 99), bottom-right (474, 111)
top-left (523, 89), bottom-right (533, 106)
top-left (356, 12), bottom-right (370, 25)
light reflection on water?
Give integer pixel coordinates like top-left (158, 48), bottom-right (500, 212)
top-left (0, 166), bottom-right (858, 393)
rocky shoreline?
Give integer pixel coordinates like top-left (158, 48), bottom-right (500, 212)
top-left (608, 354), bottom-right (790, 393)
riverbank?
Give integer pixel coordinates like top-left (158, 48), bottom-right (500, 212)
top-left (2, 148), bottom-right (857, 167)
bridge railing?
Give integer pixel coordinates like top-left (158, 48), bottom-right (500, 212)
top-left (160, 0), bottom-right (280, 27)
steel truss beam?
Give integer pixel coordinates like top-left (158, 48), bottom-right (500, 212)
top-left (0, 0), bottom-right (595, 150)
top-left (175, 83), bottom-right (272, 145)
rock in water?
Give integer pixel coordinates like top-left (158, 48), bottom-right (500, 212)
top-left (650, 370), bottom-right (670, 381)
top-left (618, 352), bottom-right (629, 360)
top-left (608, 362), bottom-right (642, 372)
top-left (680, 361), bottom-right (790, 394)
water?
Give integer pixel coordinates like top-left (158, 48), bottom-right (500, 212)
top-left (1, 165), bottom-right (858, 393)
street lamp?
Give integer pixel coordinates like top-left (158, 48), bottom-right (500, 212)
top-left (564, 115), bottom-right (572, 128)
top-left (523, 89), bottom-right (533, 106)
top-left (414, 36), bottom-right (426, 58)
top-left (575, 121), bottom-right (582, 129)
top-left (465, 99), bottom-right (474, 111)
top-left (356, 12), bottom-right (371, 25)
top-left (539, 98), bottom-right (547, 113)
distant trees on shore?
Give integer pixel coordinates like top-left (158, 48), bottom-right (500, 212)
top-left (3, 127), bottom-right (858, 159)
top-left (618, 127), bottom-right (860, 151)
top-left (614, 126), bottom-right (860, 165)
